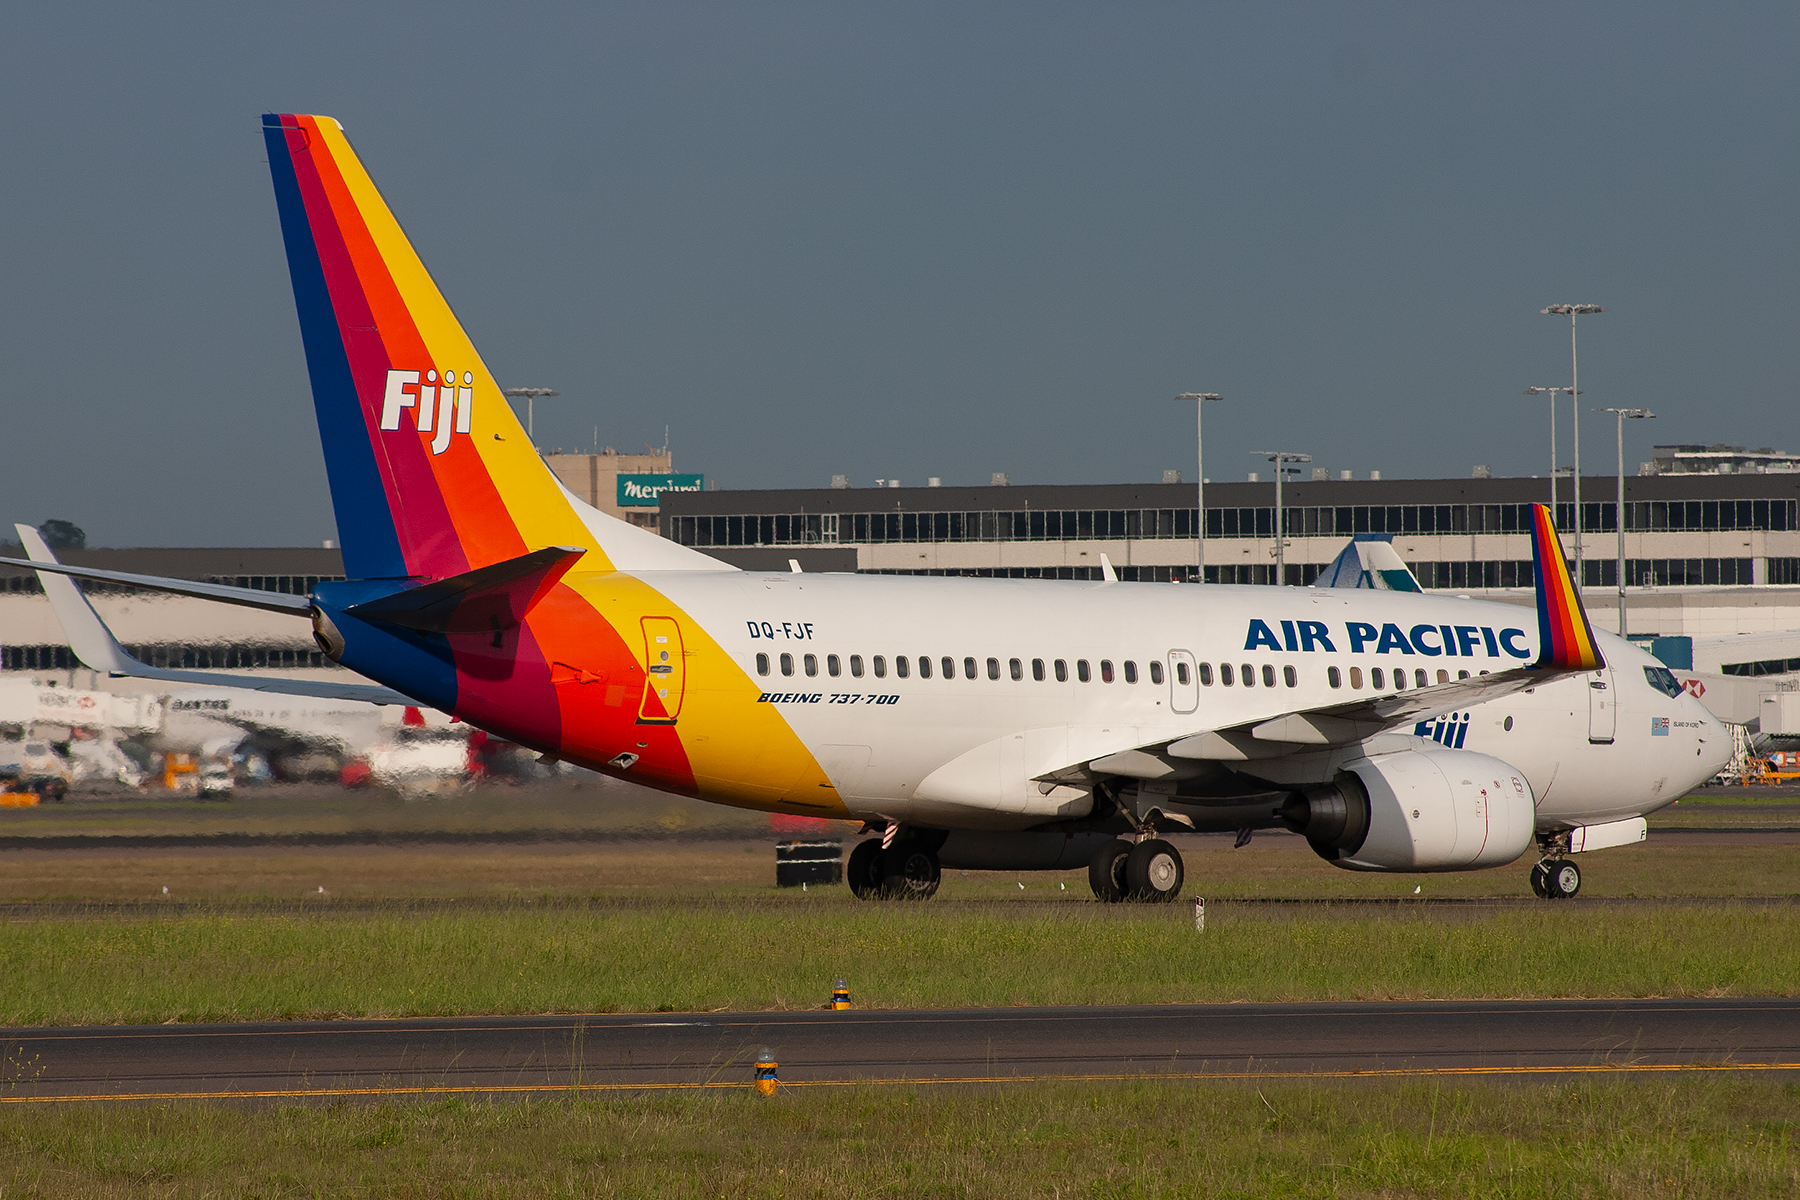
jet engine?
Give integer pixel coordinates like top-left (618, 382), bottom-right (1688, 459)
top-left (1281, 747), bottom-right (1535, 872)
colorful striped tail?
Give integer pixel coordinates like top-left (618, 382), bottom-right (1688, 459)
top-left (263, 114), bottom-right (597, 582)
top-left (1528, 503), bottom-right (1604, 670)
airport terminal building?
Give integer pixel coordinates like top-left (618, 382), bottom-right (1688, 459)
top-left (9, 468), bottom-right (1800, 679)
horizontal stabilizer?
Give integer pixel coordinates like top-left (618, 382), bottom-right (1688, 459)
top-left (345, 546), bottom-right (585, 633)
top-left (0, 551), bottom-right (312, 614)
top-left (14, 525), bottom-right (412, 705)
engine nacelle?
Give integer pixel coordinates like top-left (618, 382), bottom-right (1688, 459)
top-left (1282, 748), bottom-right (1536, 872)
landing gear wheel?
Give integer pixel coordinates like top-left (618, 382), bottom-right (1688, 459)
top-left (847, 839), bottom-right (883, 899)
top-left (1087, 839), bottom-right (1133, 902)
top-left (1125, 839), bottom-right (1184, 903)
top-left (1529, 860), bottom-right (1551, 898)
top-left (879, 843), bottom-right (942, 900)
top-left (1544, 858), bottom-right (1581, 900)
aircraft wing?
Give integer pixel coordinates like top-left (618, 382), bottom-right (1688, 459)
top-left (1069, 502), bottom-right (1605, 777)
top-left (14, 525), bottom-right (414, 706)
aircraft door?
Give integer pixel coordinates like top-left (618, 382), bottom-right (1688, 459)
top-left (638, 617), bottom-right (687, 725)
top-left (1168, 650), bottom-right (1199, 715)
top-left (1587, 667), bottom-right (1615, 744)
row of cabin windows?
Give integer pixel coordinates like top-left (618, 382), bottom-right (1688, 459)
top-left (1328, 665), bottom-right (1480, 690)
top-left (754, 653), bottom-right (1305, 690)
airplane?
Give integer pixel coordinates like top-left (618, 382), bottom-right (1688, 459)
top-left (2, 112), bottom-right (1731, 903)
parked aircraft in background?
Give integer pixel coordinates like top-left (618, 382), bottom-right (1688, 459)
top-left (4, 114), bottom-right (1731, 902)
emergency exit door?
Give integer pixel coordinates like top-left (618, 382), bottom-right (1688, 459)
top-left (1587, 667), bottom-right (1615, 744)
top-left (638, 617), bottom-right (687, 725)
top-left (1168, 650), bottom-right (1199, 714)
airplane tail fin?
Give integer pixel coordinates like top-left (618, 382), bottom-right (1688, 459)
top-left (1317, 534), bottom-right (1423, 592)
top-left (261, 114), bottom-right (725, 582)
top-left (1528, 503), bottom-right (1604, 670)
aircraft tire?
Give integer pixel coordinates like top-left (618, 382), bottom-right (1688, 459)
top-left (1529, 860), bottom-right (1551, 898)
top-left (1125, 839), bottom-right (1184, 903)
top-left (847, 839), bottom-right (883, 899)
top-left (1087, 839), bottom-right (1133, 902)
top-left (1545, 859), bottom-right (1581, 900)
top-left (879, 842), bottom-right (941, 900)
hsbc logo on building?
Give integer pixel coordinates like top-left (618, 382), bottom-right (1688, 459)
top-left (380, 368), bottom-right (472, 455)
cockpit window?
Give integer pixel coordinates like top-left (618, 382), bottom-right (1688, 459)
top-left (1644, 665), bottom-right (1683, 698)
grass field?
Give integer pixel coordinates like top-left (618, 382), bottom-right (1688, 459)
top-left (3, 892), bottom-right (1799, 1025)
top-left (1, 1076), bottom-right (1795, 1198)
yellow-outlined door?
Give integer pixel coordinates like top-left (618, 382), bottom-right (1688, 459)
top-left (638, 617), bottom-right (687, 725)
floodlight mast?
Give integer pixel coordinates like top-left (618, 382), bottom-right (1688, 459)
top-left (1175, 393), bottom-right (1223, 580)
top-left (502, 387), bottom-right (560, 448)
top-left (1253, 450), bottom-right (1312, 583)
top-left (1542, 304), bottom-right (1604, 589)
top-left (1599, 406), bottom-right (1653, 638)
top-left (1524, 385), bottom-right (1580, 522)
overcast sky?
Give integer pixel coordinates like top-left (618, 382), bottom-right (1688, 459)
top-left (3, 3), bottom-right (1795, 546)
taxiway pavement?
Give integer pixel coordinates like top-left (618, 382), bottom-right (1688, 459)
top-left (5, 998), bottom-right (1797, 1102)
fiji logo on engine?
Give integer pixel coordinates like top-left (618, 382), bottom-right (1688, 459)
top-left (380, 368), bottom-right (473, 455)
top-left (1651, 716), bottom-right (1671, 736)
top-left (1414, 712), bottom-right (1471, 748)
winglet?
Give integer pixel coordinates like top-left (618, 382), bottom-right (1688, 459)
top-left (1528, 503), bottom-right (1604, 670)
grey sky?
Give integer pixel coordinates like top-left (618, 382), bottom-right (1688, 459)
top-left (3, 3), bottom-right (1795, 546)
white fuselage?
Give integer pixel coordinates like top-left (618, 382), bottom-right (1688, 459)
top-left (648, 572), bottom-right (1730, 831)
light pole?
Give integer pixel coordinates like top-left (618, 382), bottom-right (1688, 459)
top-left (1175, 393), bottom-right (1222, 581)
top-left (1524, 386), bottom-right (1580, 517)
top-left (1543, 303), bottom-right (1604, 588)
top-left (502, 387), bottom-right (560, 448)
top-left (1599, 407), bottom-right (1653, 638)
top-left (1253, 450), bottom-right (1311, 585)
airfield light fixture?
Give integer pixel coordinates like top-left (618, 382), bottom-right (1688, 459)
top-left (1598, 407), bottom-right (1654, 638)
top-left (1542, 304), bottom-right (1605, 588)
top-left (502, 387), bottom-right (560, 447)
top-left (1176, 393), bottom-right (1223, 580)
top-left (1254, 450), bottom-right (1312, 584)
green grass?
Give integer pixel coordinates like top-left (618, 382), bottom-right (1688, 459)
top-left (1, 1076), bottom-right (1796, 1197)
top-left (4, 901), bottom-right (1799, 1025)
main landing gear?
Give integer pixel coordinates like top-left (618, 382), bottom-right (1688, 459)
top-left (847, 836), bottom-right (942, 901)
top-left (1087, 837), bottom-right (1184, 903)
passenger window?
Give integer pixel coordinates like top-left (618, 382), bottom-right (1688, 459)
top-left (919, 657), bottom-right (933, 679)
top-left (1371, 667), bottom-right (1385, 689)
top-left (987, 657), bottom-right (1000, 680)
top-left (1100, 660), bottom-right (1114, 683)
top-left (873, 655), bottom-right (886, 678)
top-left (1220, 663), bottom-right (1234, 686)
top-left (1261, 664), bottom-right (1275, 688)
top-left (941, 656), bottom-right (955, 680)
top-left (850, 655), bottom-right (864, 678)
top-left (756, 653), bottom-right (770, 677)
top-left (1436, 669), bottom-right (1449, 684)
top-left (1283, 665), bottom-right (1297, 688)
top-left (1032, 658), bottom-right (1046, 681)
top-left (1175, 662), bottom-right (1190, 685)
top-left (1328, 666), bottom-right (1342, 688)
top-left (1123, 661), bottom-right (1137, 684)
top-left (1055, 659), bottom-right (1068, 682)
top-left (1458, 670), bottom-right (1470, 680)
top-left (1198, 662), bottom-right (1212, 686)
top-left (827, 654), bottom-right (841, 677)
top-left (964, 656), bottom-right (977, 679)
top-left (1150, 661), bottom-right (1164, 685)
top-left (896, 656), bottom-right (910, 679)
top-left (1010, 658), bottom-right (1023, 681)
top-left (781, 653), bottom-right (794, 677)
top-left (1077, 660), bottom-right (1091, 683)
top-left (804, 654), bottom-right (818, 677)
top-left (1349, 666), bottom-right (1363, 689)
top-left (1241, 663), bottom-right (1255, 688)
top-left (1415, 669), bottom-right (1427, 688)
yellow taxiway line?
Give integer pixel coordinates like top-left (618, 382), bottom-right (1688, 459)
top-left (5, 1060), bottom-right (1800, 1104)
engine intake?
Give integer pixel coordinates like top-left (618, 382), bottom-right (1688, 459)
top-left (1287, 747), bottom-right (1536, 873)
